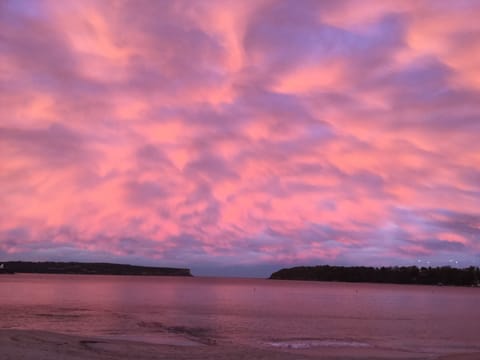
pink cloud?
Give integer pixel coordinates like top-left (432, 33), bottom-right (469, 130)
top-left (1, 0), bottom-right (479, 275)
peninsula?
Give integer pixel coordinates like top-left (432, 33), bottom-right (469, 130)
top-left (269, 265), bottom-right (480, 286)
top-left (0, 261), bottom-right (192, 276)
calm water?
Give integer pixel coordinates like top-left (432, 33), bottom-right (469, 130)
top-left (1, 274), bottom-right (479, 354)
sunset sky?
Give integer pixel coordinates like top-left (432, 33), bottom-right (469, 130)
top-left (1, 0), bottom-right (479, 276)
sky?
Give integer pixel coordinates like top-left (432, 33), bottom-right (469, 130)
top-left (1, 0), bottom-right (480, 277)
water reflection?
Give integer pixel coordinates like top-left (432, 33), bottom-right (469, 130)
top-left (0, 274), bottom-right (479, 352)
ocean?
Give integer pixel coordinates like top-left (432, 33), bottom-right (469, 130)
top-left (1, 274), bottom-right (479, 356)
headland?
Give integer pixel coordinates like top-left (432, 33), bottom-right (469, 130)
top-left (0, 261), bottom-right (192, 276)
top-left (270, 265), bottom-right (480, 286)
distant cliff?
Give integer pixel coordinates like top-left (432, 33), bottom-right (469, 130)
top-left (269, 265), bottom-right (480, 286)
top-left (0, 261), bottom-right (192, 276)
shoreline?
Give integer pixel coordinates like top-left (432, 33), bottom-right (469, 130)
top-left (0, 329), bottom-right (479, 360)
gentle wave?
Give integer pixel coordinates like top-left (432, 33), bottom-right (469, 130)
top-left (266, 339), bottom-right (371, 349)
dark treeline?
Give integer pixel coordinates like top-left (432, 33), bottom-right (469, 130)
top-left (0, 261), bottom-right (192, 276)
top-left (269, 265), bottom-right (480, 286)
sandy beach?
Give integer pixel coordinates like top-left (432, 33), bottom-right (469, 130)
top-left (0, 329), bottom-right (479, 360)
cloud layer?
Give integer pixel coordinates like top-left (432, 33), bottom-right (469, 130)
top-left (1, 0), bottom-right (479, 275)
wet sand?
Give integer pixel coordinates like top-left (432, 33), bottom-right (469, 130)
top-left (0, 330), bottom-right (479, 360)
